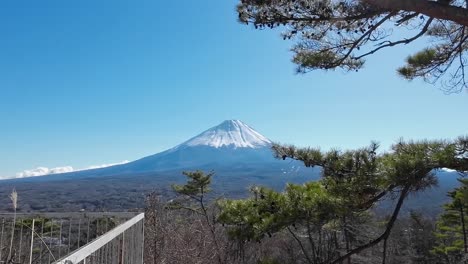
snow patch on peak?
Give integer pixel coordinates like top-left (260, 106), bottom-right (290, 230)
top-left (177, 120), bottom-right (272, 149)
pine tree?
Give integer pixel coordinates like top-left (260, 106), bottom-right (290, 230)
top-left (432, 178), bottom-right (468, 263)
top-left (219, 137), bottom-right (468, 264)
top-left (236, 0), bottom-right (468, 92)
top-left (171, 171), bottom-right (224, 264)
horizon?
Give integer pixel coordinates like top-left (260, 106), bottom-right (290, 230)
top-left (2, 118), bottom-right (464, 180)
top-left (1, 0), bottom-right (468, 178)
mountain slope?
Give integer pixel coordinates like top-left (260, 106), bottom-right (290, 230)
top-left (177, 119), bottom-right (272, 149)
top-left (0, 120), bottom-right (462, 214)
top-left (112, 120), bottom-right (276, 173)
top-left (12, 120), bottom-right (307, 181)
top-left (0, 120), bottom-right (321, 211)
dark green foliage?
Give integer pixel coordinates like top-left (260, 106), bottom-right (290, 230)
top-left (236, 0), bottom-right (468, 92)
top-left (170, 171), bottom-right (214, 212)
top-left (171, 171), bottom-right (224, 264)
top-left (172, 171), bottom-right (212, 198)
top-left (432, 178), bottom-right (468, 263)
top-left (219, 136), bottom-right (468, 264)
top-left (219, 182), bottom-right (338, 241)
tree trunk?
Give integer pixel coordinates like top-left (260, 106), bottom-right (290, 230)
top-left (382, 237), bottom-right (388, 264)
top-left (330, 185), bottom-right (410, 264)
top-left (363, 0), bottom-right (468, 26)
top-left (461, 204), bottom-right (467, 253)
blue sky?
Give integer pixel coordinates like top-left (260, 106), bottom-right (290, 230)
top-left (1, 0), bottom-right (467, 178)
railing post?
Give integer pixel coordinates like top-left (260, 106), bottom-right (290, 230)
top-left (141, 219), bottom-right (145, 264)
top-left (121, 231), bottom-right (125, 264)
top-left (29, 219), bottom-right (35, 264)
top-left (58, 220), bottom-right (63, 259)
top-left (53, 213), bottom-right (144, 264)
top-left (0, 218), bottom-right (4, 262)
top-left (19, 219), bottom-right (23, 263)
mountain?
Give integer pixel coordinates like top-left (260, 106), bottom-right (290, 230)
top-left (178, 119), bottom-right (272, 149)
top-left (22, 120), bottom-right (305, 179)
top-left (0, 120), bottom-right (320, 211)
top-left (0, 120), bottom-right (461, 214)
top-left (109, 119), bottom-right (278, 173)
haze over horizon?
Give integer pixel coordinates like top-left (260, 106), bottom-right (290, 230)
top-left (1, 0), bottom-right (467, 178)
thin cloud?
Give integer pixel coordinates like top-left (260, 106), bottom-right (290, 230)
top-left (9, 160), bottom-right (130, 180)
top-left (84, 160), bottom-right (130, 170)
top-left (15, 166), bottom-right (74, 178)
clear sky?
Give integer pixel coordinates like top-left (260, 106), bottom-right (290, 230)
top-left (1, 0), bottom-right (467, 178)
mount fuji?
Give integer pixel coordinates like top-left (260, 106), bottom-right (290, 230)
top-left (32, 119), bottom-right (307, 178)
top-left (0, 120), bottom-right (461, 213)
top-left (0, 120), bottom-right (319, 211)
top-left (108, 119), bottom-right (279, 174)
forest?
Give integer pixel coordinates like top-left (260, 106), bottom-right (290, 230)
top-left (144, 138), bottom-right (468, 264)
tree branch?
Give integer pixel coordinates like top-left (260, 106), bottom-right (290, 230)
top-left (332, 11), bottom-right (397, 67)
top-left (354, 17), bottom-right (434, 60)
top-left (363, 0), bottom-right (468, 26)
top-left (328, 185), bottom-right (410, 264)
top-left (287, 226), bottom-right (314, 264)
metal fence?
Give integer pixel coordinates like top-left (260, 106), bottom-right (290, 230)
top-left (0, 212), bottom-right (144, 264)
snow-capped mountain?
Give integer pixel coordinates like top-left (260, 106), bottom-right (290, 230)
top-left (175, 120), bottom-right (272, 149)
top-left (17, 120), bottom-right (311, 181)
top-left (108, 120), bottom-right (278, 173)
top-left (1, 120), bottom-right (460, 214)
top-left (0, 120), bottom-right (321, 212)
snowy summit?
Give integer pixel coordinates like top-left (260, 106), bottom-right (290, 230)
top-left (177, 120), bottom-right (272, 149)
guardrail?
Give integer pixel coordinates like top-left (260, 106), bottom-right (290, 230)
top-left (54, 213), bottom-right (144, 264)
top-left (0, 212), bottom-right (144, 264)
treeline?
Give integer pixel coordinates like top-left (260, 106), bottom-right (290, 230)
top-left (144, 137), bottom-right (468, 264)
top-left (144, 195), bottom-right (440, 264)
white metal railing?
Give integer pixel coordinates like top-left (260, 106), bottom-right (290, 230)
top-left (54, 213), bottom-right (144, 264)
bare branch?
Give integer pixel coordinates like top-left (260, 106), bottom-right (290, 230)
top-left (354, 17), bottom-right (434, 60)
